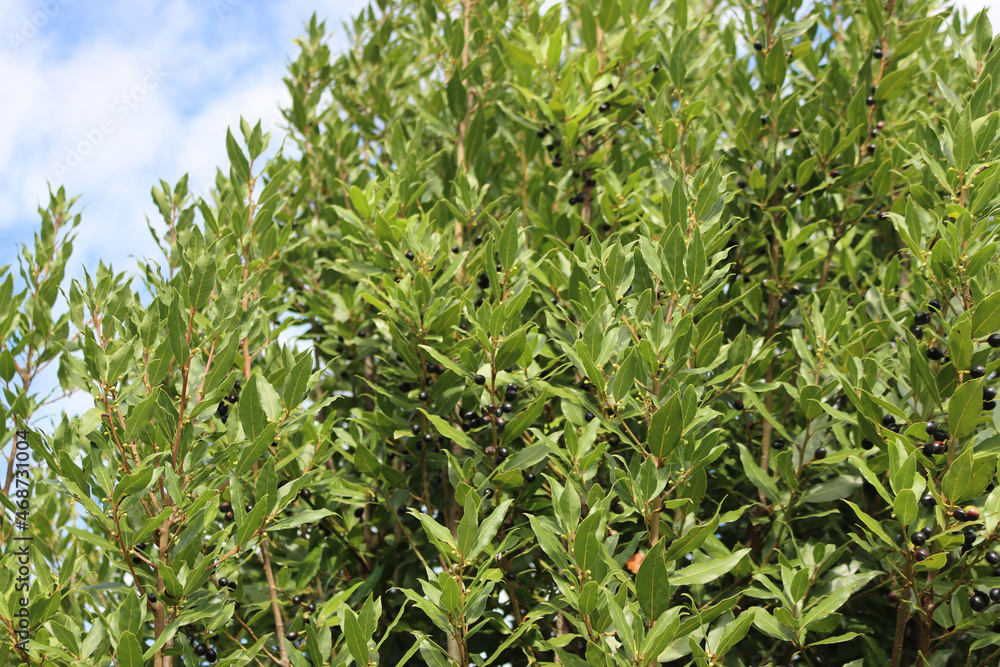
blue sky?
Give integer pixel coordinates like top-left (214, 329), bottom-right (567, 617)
top-left (0, 0), bottom-right (369, 284)
top-left (0, 0), bottom-right (996, 433)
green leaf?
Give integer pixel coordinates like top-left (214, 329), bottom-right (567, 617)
top-left (105, 340), bottom-right (136, 385)
top-left (609, 347), bottom-right (638, 403)
top-left (739, 387), bottom-right (795, 442)
top-left (876, 64), bottom-right (919, 103)
top-left (113, 466), bottom-right (153, 505)
top-left (843, 500), bottom-right (895, 546)
top-left (343, 609), bottom-right (370, 667)
top-left (115, 631), bottom-right (144, 667)
top-left (948, 314), bottom-right (973, 371)
top-left (124, 389), bottom-right (159, 442)
top-left (354, 442), bottom-right (381, 477)
top-left (648, 393), bottom-right (683, 459)
top-left (973, 292), bottom-right (1000, 338)
top-left (420, 410), bottom-right (477, 450)
top-left (604, 589), bottom-right (638, 656)
top-left (913, 553), bottom-right (947, 572)
top-left (349, 185), bottom-right (371, 219)
top-left (236, 422), bottom-right (277, 475)
top-left (636, 537), bottom-right (671, 621)
top-left (764, 37), bottom-right (786, 91)
top-left (598, 0), bottom-right (620, 32)
top-left (500, 443), bottom-right (549, 471)
top-left (738, 444), bottom-right (780, 503)
top-left (458, 494), bottom-right (478, 559)
top-left (282, 353), bottom-right (313, 410)
top-left (498, 214), bottom-right (519, 271)
top-left (187, 254), bottom-right (217, 310)
top-left (893, 489), bottom-right (918, 528)
top-left (527, 514), bottom-right (572, 571)
top-left (949, 379), bottom-right (983, 439)
top-left (414, 510), bottom-right (458, 556)
top-left (954, 109), bottom-right (975, 172)
top-left (226, 127), bottom-right (251, 181)
top-left (446, 69), bottom-right (468, 118)
top-left (494, 331), bottom-right (527, 372)
top-left (986, 487), bottom-right (1000, 535)
top-left (440, 573), bottom-right (463, 615)
top-left (670, 548), bottom-right (749, 586)
top-left (712, 610), bottom-right (757, 658)
top-left (943, 445), bottom-right (976, 504)
top-left (0, 349), bottom-right (14, 383)
top-left (236, 501), bottom-right (267, 546)
top-left (502, 390), bottom-right (548, 443)
top-left (268, 509), bottom-right (336, 532)
top-left (238, 373), bottom-right (275, 446)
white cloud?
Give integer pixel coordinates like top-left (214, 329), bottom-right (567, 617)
top-left (0, 0), bottom-right (368, 280)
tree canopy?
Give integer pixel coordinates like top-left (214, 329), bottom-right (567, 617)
top-left (3, 0), bottom-right (1000, 665)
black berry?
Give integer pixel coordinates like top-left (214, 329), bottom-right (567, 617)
top-left (814, 447), bottom-right (827, 460)
top-left (920, 494), bottom-right (937, 508)
top-left (987, 551), bottom-right (1000, 565)
top-left (989, 333), bottom-right (1000, 348)
top-left (914, 311), bottom-right (930, 326)
top-left (474, 374), bottom-right (486, 385)
top-left (970, 592), bottom-right (990, 612)
top-left (910, 532), bottom-right (926, 546)
top-left (927, 347), bottom-right (944, 361)
top-left (971, 365), bottom-right (987, 379)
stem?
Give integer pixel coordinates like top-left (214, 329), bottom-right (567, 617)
top-left (260, 541), bottom-right (290, 667)
top-left (890, 596), bottom-right (909, 667)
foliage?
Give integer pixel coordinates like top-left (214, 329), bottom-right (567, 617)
top-left (3, 0), bottom-right (1000, 665)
